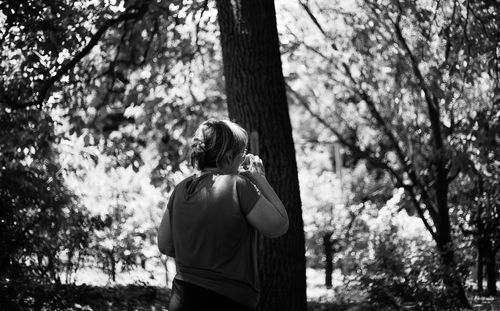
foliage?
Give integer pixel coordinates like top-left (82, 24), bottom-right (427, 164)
top-left (1, 0), bottom-right (499, 308)
top-left (357, 225), bottom-right (453, 309)
top-left (278, 0), bottom-right (499, 304)
top-left (449, 104), bottom-right (500, 269)
top-left (0, 108), bottom-right (92, 292)
top-left (293, 102), bottom-right (395, 269)
top-left (280, 0), bottom-right (499, 237)
top-left (58, 132), bottom-right (169, 281)
top-left (335, 204), bottom-right (476, 310)
top-left (1, 0), bottom-right (225, 287)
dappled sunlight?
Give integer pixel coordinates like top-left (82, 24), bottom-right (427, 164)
top-left (1, 0), bottom-right (498, 309)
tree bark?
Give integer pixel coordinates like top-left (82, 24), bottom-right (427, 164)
top-left (215, 1), bottom-right (307, 310)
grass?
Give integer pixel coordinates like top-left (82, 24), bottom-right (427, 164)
top-left (3, 283), bottom-right (499, 311)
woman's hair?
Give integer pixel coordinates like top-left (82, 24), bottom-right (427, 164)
top-left (190, 119), bottom-right (248, 170)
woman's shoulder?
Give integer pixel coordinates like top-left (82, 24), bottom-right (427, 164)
top-left (174, 172), bottom-right (245, 189)
top-left (218, 173), bottom-right (247, 183)
top-left (177, 175), bottom-right (196, 185)
top-left (171, 175), bottom-right (197, 193)
top-left (203, 173), bottom-right (247, 190)
top-left (223, 174), bottom-right (259, 192)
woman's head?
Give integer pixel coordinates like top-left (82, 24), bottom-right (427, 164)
top-left (190, 119), bottom-right (248, 171)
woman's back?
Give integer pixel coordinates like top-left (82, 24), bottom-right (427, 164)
top-left (169, 171), bottom-right (261, 308)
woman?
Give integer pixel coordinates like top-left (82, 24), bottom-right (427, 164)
top-left (157, 119), bottom-right (289, 311)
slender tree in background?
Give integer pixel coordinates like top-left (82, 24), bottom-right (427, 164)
top-left (215, 0), bottom-right (307, 310)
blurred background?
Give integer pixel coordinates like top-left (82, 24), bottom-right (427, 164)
top-left (0, 0), bottom-right (498, 310)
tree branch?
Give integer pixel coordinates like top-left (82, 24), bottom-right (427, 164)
top-left (3, 5), bottom-right (149, 110)
top-left (298, 0), bottom-right (327, 37)
top-left (392, 13), bottom-right (444, 152)
top-left (446, 0), bottom-right (458, 64)
top-left (296, 0), bottom-right (440, 238)
top-left (392, 9), bottom-right (449, 227)
top-left (298, 1), bottom-right (339, 49)
top-left (194, 0), bottom-right (210, 54)
top-left (288, 83), bottom-right (438, 239)
top-left (287, 84), bottom-right (401, 182)
top-left (343, 203), bottom-right (367, 241)
top-left (404, 185), bottom-right (438, 240)
top-left (342, 63), bottom-right (439, 222)
top-left (139, 18), bottom-right (159, 66)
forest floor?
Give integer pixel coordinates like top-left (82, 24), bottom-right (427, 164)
top-left (14, 283), bottom-right (499, 311)
top-left (10, 266), bottom-right (500, 310)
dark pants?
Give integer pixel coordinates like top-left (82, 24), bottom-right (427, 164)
top-left (168, 278), bottom-right (255, 311)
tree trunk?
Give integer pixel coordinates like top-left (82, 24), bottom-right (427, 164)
top-left (477, 244), bottom-right (484, 293)
top-left (477, 200), bottom-right (485, 293)
top-left (215, 1), bottom-right (307, 310)
top-left (437, 240), bottom-right (470, 307)
top-left (323, 232), bottom-right (333, 288)
top-left (435, 179), bottom-right (470, 307)
top-left (484, 238), bottom-right (497, 296)
top-left (108, 250), bottom-right (116, 282)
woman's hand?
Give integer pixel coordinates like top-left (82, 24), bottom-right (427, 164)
top-left (239, 154), bottom-right (289, 238)
top-left (240, 153), bottom-right (265, 176)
